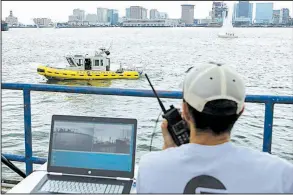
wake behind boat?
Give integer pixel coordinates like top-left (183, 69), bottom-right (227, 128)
top-left (37, 47), bottom-right (144, 80)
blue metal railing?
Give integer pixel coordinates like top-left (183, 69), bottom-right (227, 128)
top-left (2, 82), bottom-right (293, 176)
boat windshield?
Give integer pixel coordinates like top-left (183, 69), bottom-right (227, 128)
top-left (66, 57), bottom-right (76, 67)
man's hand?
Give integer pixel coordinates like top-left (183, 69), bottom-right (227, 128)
top-left (161, 119), bottom-right (177, 150)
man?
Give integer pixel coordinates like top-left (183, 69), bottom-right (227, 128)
top-left (136, 62), bottom-right (293, 193)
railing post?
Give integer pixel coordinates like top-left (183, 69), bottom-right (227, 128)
top-left (23, 89), bottom-right (33, 175)
top-left (262, 101), bottom-right (274, 153)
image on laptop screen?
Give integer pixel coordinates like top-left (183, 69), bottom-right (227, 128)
top-left (49, 119), bottom-right (134, 172)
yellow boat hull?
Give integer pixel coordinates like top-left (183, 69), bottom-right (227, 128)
top-left (37, 65), bottom-right (141, 80)
top-left (45, 79), bottom-right (112, 87)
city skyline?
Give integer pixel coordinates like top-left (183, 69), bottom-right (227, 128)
top-left (54, 121), bottom-right (95, 137)
top-left (2, 1), bottom-right (292, 24)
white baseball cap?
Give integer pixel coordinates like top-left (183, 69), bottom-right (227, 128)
top-left (183, 62), bottom-right (246, 115)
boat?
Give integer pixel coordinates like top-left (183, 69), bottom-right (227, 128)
top-left (218, 32), bottom-right (238, 38)
top-left (217, 2), bottom-right (238, 38)
top-left (37, 47), bottom-right (144, 80)
top-left (1, 21), bottom-right (9, 31)
top-left (45, 79), bottom-right (112, 87)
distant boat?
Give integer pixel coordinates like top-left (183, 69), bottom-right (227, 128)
top-left (218, 2), bottom-right (238, 38)
top-left (1, 21), bottom-right (9, 31)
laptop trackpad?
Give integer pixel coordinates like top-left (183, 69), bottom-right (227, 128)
top-left (39, 175), bottom-right (125, 194)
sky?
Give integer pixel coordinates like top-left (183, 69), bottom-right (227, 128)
top-left (2, 1), bottom-right (293, 24)
top-left (93, 123), bottom-right (132, 141)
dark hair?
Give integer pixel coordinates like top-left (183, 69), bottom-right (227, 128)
top-left (184, 99), bottom-right (241, 136)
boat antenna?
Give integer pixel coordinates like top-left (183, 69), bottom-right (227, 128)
top-left (107, 40), bottom-right (113, 51)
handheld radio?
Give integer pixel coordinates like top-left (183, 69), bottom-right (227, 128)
top-left (145, 74), bottom-right (190, 146)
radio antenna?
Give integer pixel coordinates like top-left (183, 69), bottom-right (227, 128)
top-left (145, 74), bottom-right (167, 113)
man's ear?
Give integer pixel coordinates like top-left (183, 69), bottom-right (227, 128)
top-left (238, 105), bottom-right (245, 117)
top-left (182, 102), bottom-right (192, 122)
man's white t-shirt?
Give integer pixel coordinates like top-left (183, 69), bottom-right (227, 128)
top-left (136, 142), bottom-right (293, 193)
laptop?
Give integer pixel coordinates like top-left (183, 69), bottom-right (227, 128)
top-left (32, 115), bottom-right (137, 194)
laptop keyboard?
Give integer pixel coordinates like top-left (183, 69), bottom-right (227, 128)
top-left (40, 180), bottom-right (124, 193)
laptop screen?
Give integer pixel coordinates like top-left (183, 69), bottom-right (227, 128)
top-left (49, 119), bottom-right (135, 173)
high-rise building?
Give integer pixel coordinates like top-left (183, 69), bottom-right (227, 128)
top-left (142, 8), bottom-right (148, 19)
top-left (255, 3), bottom-right (273, 24)
top-left (126, 8), bottom-right (130, 19)
top-left (97, 8), bottom-right (108, 23)
top-left (279, 8), bottom-right (290, 24)
top-left (129, 6), bottom-right (147, 19)
top-left (107, 9), bottom-right (119, 25)
top-left (150, 9), bottom-right (160, 19)
top-left (113, 10), bottom-right (119, 25)
top-left (5, 10), bottom-right (18, 26)
top-left (211, 2), bottom-right (226, 23)
top-left (130, 6), bottom-right (142, 19)
top-left (233, 1), bottom-right (253, 24)
top-left (86, 14), bottom-right (97, 24)
top-left (73, 9), bottom-right (85, 21)
top-left (181, 4), bottom-right (195, 25)
top-left (248, 3), bottom-right (253, 22)
top-left (238, 1), bottom-right (249, 17)
top-left (273, 10), bottom-right (280, 24)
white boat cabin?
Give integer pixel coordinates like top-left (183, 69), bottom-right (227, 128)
top-left (65, 48), bottom-right (111, 71)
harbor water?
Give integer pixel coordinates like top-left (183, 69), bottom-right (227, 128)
top-left (2, 27), bottom-right (293, 179)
